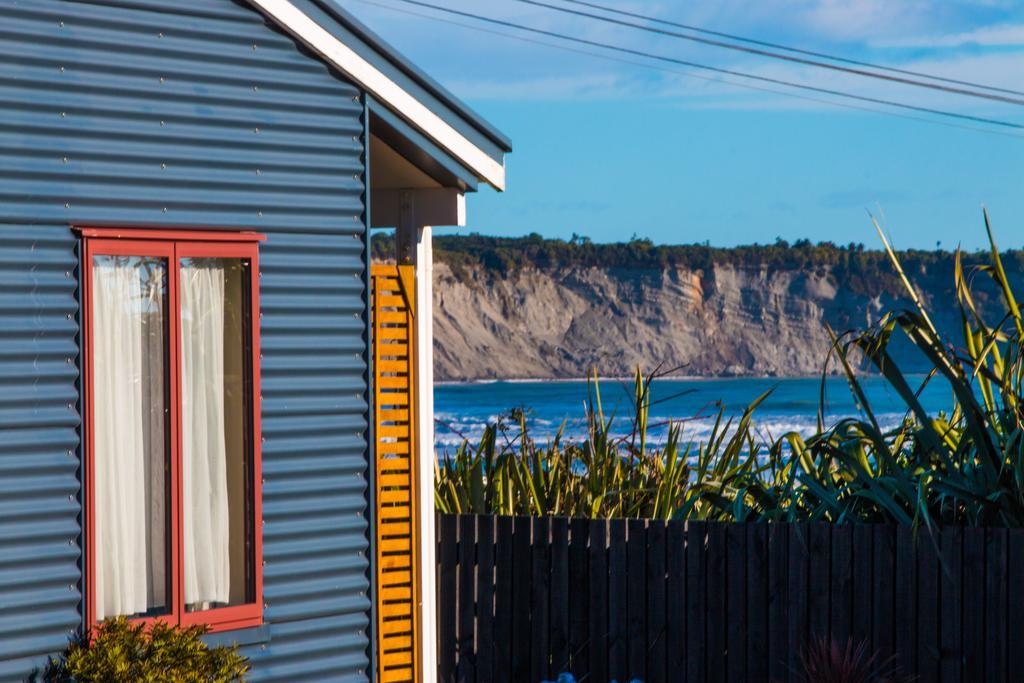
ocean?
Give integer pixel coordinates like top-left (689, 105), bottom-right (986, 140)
top-left (434, 375), bottom-right (952, 451)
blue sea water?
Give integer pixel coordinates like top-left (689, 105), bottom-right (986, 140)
top-left (434, 375), bottom-right (953, 451)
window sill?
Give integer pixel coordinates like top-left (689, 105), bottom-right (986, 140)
top-left (201, 623), bottom-right (270, 649)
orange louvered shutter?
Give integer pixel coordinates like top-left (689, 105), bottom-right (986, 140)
top-left (372, 264), bottom-right (420, 683)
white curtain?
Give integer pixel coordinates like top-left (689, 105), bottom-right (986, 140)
top-left (93, 258), bottom-right (166, 620)
top-left (181, 260), bottom-right (231, 608)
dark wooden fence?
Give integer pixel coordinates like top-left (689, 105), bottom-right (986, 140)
top-left (437, 514), bottom-right (1024, 683)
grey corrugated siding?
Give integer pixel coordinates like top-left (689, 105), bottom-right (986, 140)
top-left (0, 1), bottom-right (371, 680)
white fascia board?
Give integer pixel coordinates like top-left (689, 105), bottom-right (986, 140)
top-left (246, 0), bottom-right (506, 191)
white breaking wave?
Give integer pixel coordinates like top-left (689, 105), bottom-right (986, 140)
top-left (434, 411), bottom-right (911, 452)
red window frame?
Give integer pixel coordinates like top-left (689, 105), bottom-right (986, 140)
top-left (80, 227), bottom-right (265, 633)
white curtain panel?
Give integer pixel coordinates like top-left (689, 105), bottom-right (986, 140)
top-left (180, 260), bottom-right (231, 608)
top-left (93, 257), bottom-right (166, 619)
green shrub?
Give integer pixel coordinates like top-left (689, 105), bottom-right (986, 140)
top-left (42, 617), bottom-right (249, 683)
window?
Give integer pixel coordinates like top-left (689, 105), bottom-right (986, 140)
top-left (81, 229), bottom-right (264, 632)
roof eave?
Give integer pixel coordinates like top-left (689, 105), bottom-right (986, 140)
top-left (245, 0), bottom-right (507, 191)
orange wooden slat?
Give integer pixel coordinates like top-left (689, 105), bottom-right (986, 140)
top-left (372, 264), bottom-right (420, 682)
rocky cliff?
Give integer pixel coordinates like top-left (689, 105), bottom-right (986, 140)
top-left (430, 253), bottom-right (1018, 382)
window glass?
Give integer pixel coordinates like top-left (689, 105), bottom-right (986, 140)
top-left (92, 255), bottom-right (170, 619)
top-left (180, 257), bottom-right (254, 611)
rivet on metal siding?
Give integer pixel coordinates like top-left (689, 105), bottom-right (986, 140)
top-left (65, 271), bottom-right (71, 278)
top-left (254, 127), bottom-right (259, 134)
top-left (255, 169), bottom-right (261, 175)
top-left (59, 66), bottom-right (65, 72)
top-left (59, 21), bottom-right (64, 27)
top-left (62, 157), bottom-right (69, 164)
top-left (64, 202), bottom-right (70, 209)
top-left (160, 77), bottom-right (165, 84)
top-left (158, 32), bottom-right (163, 38)
top-left (257, 211), bottom-right (263, 217)
top-left (160, 120), bottom-right (165, 126)
top-left (67, 494), bottom-right (73, 501)
top-left (260, 643), bottom-right (267, 651)
top-left (60, 112), bottom-right (66, 118)
top-left (162, 207), bottom-right (168, 213)
top-left (161, 163), bottom-right (166, 169)
top-left (253, 85), bottom-right (259, 92)
top-left (351, 135), bottom-right (358, 142)
top-left (252, 44), bottom-right (258, 50)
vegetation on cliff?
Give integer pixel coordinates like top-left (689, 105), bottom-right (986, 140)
top-left (374, 230), bottom-right (1023, 298)
top-left (435, 213), bottom-right (1024, 527)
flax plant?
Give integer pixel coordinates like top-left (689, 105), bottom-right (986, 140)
top-left (435, 212), bottom-right (1024, 526)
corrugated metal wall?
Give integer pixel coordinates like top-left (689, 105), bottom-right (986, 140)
top-left (0, 0), bottom-right (372, 680)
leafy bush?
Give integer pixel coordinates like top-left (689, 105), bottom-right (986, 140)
top-left (791, 638), bottom-right (914, 683)
top-left (436, 211), bottom-right (1024, 528)
top-left (42, 617), bottom-right (249, 683)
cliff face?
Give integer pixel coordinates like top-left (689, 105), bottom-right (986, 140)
top-left (431, 259), bottom-right (991, 381)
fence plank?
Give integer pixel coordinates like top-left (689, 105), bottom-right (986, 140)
top-left (706, 523), bottom-right (727, 683)
top-left (787, 523), bottom-right (809, 681)
top-left (985, 527), bottom-right (1007, 683)
top-left (492, 516), bottom-right (513, 683)
top-left (766, 523), bottom-right (789, 683)
top-left (851, 524), bottom-right (873, 647)
top-left (550, 517), bottom-right (570, 677)
top-left (808, 523), bottom-right (830, 642)
top-left (917, 530), bottom-right (940, 683)
top-left (686, 521), bottom-right (707, 683)
top-left (628, 519), bottom-right (648, 681)
top-left (531, 517), bottom-right (551, 683)
top-left (939, 526), bottom-right (963, 683)
top-left (726, 523), bottom-right (747, 682)
top-left (872, 525), bottom-right (895, 665)
top-left (894, 524), bottom-right (916, 676)
top-left (608, 520), bottom-right (629, 681)
top-left (666, 520), bottom-right (686, 683)
top-left (746, 523), bottom-right (768, 682)
top-left (830, 524), bottom-right (852, 648)
top-left (588, 519), bottom-right (609, 683)
top-left (438, 514), bottom-right (458, 683)
top-left (568, 518), bottom-right (590, 675)
top-left (962, 526), bottom-right (984, 682)
top-left (646, 520), bottom-right (668, 683)
top-left (511, 517), bottom-right (532, 683)
top-left (1007, 530), bottom-right (1024, 683)
top-left (475, 516), bottom-right (495, 683)
top-left (457, 515), bottom-right (477, 683)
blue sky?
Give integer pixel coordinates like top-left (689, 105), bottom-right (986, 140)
top-left (345, 0), bottom-right (1024, 250)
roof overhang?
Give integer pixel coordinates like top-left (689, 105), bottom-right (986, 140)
top-left (245, 0), bottom-right (509, 191)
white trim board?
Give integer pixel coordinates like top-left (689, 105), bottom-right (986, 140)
top-left (245, 0), bottom-right (506, 191)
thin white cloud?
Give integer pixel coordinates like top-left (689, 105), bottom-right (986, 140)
top-left (875, 23), bottom-right (1024, 48)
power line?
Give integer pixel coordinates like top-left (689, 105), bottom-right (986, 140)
top-left (511, 0), bottom-right (1024, 106)
top-left (554, 0), bottom-right (1024, 98)
top-left (381, 0), bottom-right (1024, 130)
top-left (351, 0), bottom-right (1024, 140)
